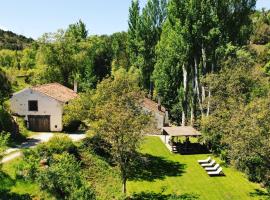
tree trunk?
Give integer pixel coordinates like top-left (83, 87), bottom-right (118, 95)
top-left (201, 46), bottom-right (207, 104)
top-left (206, 62), bottom-right (215, 116)
top-left (202, 86), bottom-right (206, 102)
top-left (190, 73), bottom-right (196, 126)
top-left (194, 56), bottom-right (203, 117)
top-left (190, 99), bottom-right (194, 126)
top-left (201, 46), bottom-right (207, 74)
top-left (206, 89), bottom-right (211, 116)
top-left (122, 177), bottom-right (127, 194)
top-left (182, 64), bottom-right (187, 126)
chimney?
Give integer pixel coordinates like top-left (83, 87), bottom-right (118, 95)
top-left (158, 97), bottom-right (161, 111)
top-left (74, 80), bottom-right (78, 93)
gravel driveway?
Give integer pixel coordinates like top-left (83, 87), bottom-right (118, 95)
top-left (1, 133), bottom-right (86, 164)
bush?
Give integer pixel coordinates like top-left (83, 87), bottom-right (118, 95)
top-left (81, 135), bottom-right (112, 162)
top-left (17, 149), bottom-right (40, 180)
top-left (0, 108), bottom-right (14, 133)
top-left (264, 61), bottom-right (270, 75)
top-left (19, 135), bottom-right (78, 180)
top-left (36, 153), bottom-right (95, 200)
top-left (37, 134), bottom-right (78, 157)
top-left (0, 132), bottom-right (9, 169)
top-left (63, 120), bottom-right (81, 132)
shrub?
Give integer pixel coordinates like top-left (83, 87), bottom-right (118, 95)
top-left (36, 153), bottom-right (95, 200)
top-left (19, 135), bottom-right (78, 180)
top-left (0, 132), bottom-right (9, 169)
top-left (17, 148), bottom-right (40, 180)
top-left (0, 108), bottom-right (13, 133)
top-left (37, 134), bottom-right (78, 157)
top-left (264, 61), bottom-right (270, 75)
top-left (63, 120), bottom-right (81, 132)
top-left (81, 135), bottom-right (111, 160)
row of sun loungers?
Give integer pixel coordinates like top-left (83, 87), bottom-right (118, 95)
top-left (198, 156), bottom-right (223, 176)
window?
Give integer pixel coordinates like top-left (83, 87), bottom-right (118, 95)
top-left (28, 100), bottom-right (38, 111)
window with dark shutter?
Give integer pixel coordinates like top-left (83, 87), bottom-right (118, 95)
top-left (28, 100), bottom-right (38, 111)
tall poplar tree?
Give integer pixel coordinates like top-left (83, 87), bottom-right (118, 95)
top-left (153, 0), bottom-right (256, 125)
top-left (127, 0), bottom-right (167, 92)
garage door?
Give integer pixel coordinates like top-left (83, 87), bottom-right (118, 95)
top-left (28, 115), bottom-right (50, 132)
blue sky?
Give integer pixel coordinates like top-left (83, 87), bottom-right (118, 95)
top-left (0, 0), bottom-right (269, 39)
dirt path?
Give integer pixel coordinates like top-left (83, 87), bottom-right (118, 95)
top-left (1, 133), bottom-right (86, 164)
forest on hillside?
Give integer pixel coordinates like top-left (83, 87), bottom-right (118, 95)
top-left (0, 29), bottom-right (33, 50)
top-left (1, 0), bottom-right (270, 199)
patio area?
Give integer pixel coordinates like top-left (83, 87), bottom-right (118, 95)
top-left (161, 126), bottom-right (208, 154)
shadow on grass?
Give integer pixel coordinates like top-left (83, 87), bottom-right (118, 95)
top-left (129, 192), bottom-right (199, 200)
top-left (249, 189), bottom-right (270, 198)
top-left (0, 171), bottom-right (15, 189)
top-left (128, 154), bottom-right (186, 182)
top-left (0, 172), bottom-right (32, 200)
top-left (8, 134), bottom-right (28, 148)
top-left (0, 190), bottom-right (31, 200)
top-left (175, 143), bottom-right (209, 155)
top-left (19, 138), bottom-right (41, 148)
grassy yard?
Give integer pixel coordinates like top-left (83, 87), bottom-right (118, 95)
top-left (0, 158), bottom-right (53, 199)
top-left (128, 136), bottom-right (268, 200)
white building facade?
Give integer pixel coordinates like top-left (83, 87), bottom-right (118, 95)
top-left (10, 83), bottom-right (77, 132)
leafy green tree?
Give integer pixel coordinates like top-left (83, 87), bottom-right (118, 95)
top-left (127, 0), bottom-right (141, 68)
top-left (111, 32), bottom-right (129, 70)
top-left (35, 30), bottom-right (92, 88)
top-left (20, 44), bottom-right (38, 69)
top-left (153, 0), bottom-right (256, 125)
top-left (73, 70), bottom-right (152, 195)
top-left (0, 69), bottom-right (12, 106)
top-left (0, 49), bottom-right (17, 68)
top-left (65, 19), bottom-right (88, 42)
top-left (35, 25), bottom-right (114, 91)
top-left (127, 0), bottom-right (167, 91)
top-left (89, 35), bottom-right (113, 83)
top-left (251, 9), bottom-right (270, 44)
top-left (201, 48), bottom-right (270, 191)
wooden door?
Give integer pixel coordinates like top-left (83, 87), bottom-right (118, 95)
top-left (28, 115), bottom-right (50, 132)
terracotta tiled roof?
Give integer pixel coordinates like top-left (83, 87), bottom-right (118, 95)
top-left (32, 83), bottom-right (78, 103)
top-left (142, 98), bottom-right (166, 116)
top-left (163, 126), bottom-right (201, 136)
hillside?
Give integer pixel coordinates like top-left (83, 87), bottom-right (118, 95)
top-left (0, 29), bottom-right (33, 50)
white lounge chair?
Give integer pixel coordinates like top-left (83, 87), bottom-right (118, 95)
top-left (201, 160), bottom-right (215, 167)
top-left (197, 156), bottom-right (211, 164)
top-left (207, 167), bottom-right (223, 176)
top-left (205, 164), bottom-right (220, 171)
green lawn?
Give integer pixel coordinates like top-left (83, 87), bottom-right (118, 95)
top-left (128, 136), bottom-right (268, 200)
top-left (0, 158), bottom-right (53, 199)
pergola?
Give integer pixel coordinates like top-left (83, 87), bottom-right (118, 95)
top-left (162, 126), bottom-right (202, 144)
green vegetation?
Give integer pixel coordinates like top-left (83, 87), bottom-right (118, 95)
top-left (80, 139), bottom-right (123, 200)
top-left (18, 135), bottom-right (95, 199)
top-left (0, 29), bottom-right (33, 50)
top-left (251, 9), bottom-right (270, 44)
top-left (1, 158), bottom-right (50, 199)
top-left (128, 136), bottom-right (267, 200)
top-left (0, 0), bottom-right (270, 199)
top-left (201, 45), bottom-right (270, 191)
top-left (0, 132), bottom-right (9, 168)
top-left (1, 136), bottom-right (269, 199)
top-left (66, 70), bottom-right (153, 195)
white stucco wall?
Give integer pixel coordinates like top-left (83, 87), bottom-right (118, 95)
top-left (10, 88), bottom-right (64, 132)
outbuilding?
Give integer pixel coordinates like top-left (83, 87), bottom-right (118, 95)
top-left (10, 83), bottom-right (78, 132)
top-left (142, 98), bottom-right (169, 130)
